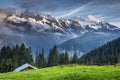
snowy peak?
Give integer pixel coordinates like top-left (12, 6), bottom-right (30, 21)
top-left (5, 12), bottom-right (84, 33)
top-left (97, 21), bottom-right (119, 30)
top-left (0, 9), bottom-right (120, 55)
top-left (85, 21), bottom-right (119, 31)
top-left (0, 9), bottom-right (119, 35)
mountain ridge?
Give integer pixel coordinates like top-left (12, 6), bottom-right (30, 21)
top-left (0, 9), bottom-right (120, 55)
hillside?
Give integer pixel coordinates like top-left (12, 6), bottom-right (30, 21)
top-left (79, 37), bottom-right (120, 65)
top-left (0, 65), bottom-right (120, 80)
top-left (58, 32), bottom-right (119, 56)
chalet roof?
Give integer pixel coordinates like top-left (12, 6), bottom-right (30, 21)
top-left (13, 63), bottom-right (38, 72)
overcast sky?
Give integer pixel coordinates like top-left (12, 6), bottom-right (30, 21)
top-left (0, 0), bottom-right (120, 26)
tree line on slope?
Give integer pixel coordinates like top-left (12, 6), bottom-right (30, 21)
top-left (0, 37), bottom-right (120, 73)
top-left (0, 43), bottom-right (34, 73)
top-left (35, 45), bottom-right (78, 68)
top-left (79, 37), bottom-right (120, 65)
top-left (0, 44), bottom-right (79, 73)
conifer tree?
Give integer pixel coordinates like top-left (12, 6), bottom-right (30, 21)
top-left (71, 53), bottom-right (78, 64)
top-left (39, 48), bottom-right (46, 68)
top-left (58, 53), bottom-right (65, 65)
top-left (0, 43), bottom-right (34, 73)
top-left (47, 45), bottom-right (58, 67)
top-left (64, 51), bottom-right (69, 64)
top-left (35, 50), bottom-right (40, 68)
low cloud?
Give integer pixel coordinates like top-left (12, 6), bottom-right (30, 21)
top-left (0, 13), bottom-right (23, 36)
top-left (74, 15), bottom-right (101, 24)
top-left (0, 13), bottom-right (7, 23)
top-left (0, 26), bottom-right (14, 36)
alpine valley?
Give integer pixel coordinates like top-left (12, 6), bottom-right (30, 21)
top-left (0, 8), bottom-right (120, 56)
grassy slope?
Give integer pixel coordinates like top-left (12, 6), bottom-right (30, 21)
top-left (0, 65), bottom-right (120, 80)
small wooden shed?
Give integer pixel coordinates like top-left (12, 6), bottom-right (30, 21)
top-left (13, 63), bottom-right (38, 72)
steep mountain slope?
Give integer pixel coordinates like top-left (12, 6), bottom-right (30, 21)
top-left (79, 37), bottom-right (120, 65)
top-left (0, 10), bottom-right (84, 53)
top-left (0, 9), bottom-right (120, 55)
top-left (58, 32), bottom-right (120, 56)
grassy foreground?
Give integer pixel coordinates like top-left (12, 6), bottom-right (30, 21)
top-left (0, 65), bottom-right (120, 80)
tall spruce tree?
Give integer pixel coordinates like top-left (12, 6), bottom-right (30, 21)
top-left (35, 49), bottom-right (46, 68)
top-left (58, 51), bottom-right (69, 65)
top-left (39, 48), bottom-right (46, 68)
top-left (26, 47), bottom-right (34, 64)
top-left (58, 53), bottom-right (65, 65)
top-left (47, 49), bottom-right (53, 67)
top-left (35, 50), bottom-right (40, 68)
top-left (71, 53), bottom-right (78, 64)
top-left (64, 51), bottom-right (69, 64)
top-left (12, 44), bottom-right (19, 68)
top-left (19, 43), bottom-right (26, 65)
top-left (47, 45), bottom-right (58, 67)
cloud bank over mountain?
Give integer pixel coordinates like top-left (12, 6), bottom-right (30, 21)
top-left (73, 15), bottom-right (101, 24)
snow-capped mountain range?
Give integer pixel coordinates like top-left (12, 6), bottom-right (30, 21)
top-left (0, 9), bottom-right (120, 56)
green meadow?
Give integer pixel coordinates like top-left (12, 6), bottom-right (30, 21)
top-left (0, 65), bottom-right (120, 80)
